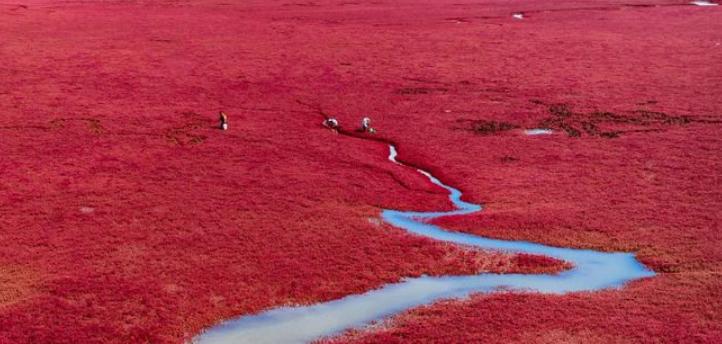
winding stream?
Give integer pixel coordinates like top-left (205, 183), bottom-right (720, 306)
top-left (194, 145), bottom-right (655, 344)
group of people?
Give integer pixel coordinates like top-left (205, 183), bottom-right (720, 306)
top-left (323, 116), bottom-right (376, 134)
top-left (216, 111), bottom-right (376, 134)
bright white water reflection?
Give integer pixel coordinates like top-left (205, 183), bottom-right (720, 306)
top-left (194, 145), bottom-right (655, 344)
top-left (524, 128), bottom-right (553, 135)
top-left (691, 1), bottom-right (718, 6)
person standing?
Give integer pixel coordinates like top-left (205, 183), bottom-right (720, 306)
top-left (361, 116), bottom-right (375, 134)
top-left (219, 111), bottom-right (228, 130)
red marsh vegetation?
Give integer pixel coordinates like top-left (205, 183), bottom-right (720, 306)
top-left (1, 0), bottom-right (720, 343)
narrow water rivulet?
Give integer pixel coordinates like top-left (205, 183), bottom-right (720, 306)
top-left (194, 145), bottom-right (655, 344)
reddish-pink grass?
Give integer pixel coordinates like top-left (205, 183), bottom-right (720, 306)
top-left (1, 0), bottom-right (721, 343)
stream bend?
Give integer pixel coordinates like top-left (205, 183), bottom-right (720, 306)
top-left (194, 145), bottom-right (655, 344)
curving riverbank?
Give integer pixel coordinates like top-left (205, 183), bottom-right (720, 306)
top-left (193, 144), bottom-right (655, 344)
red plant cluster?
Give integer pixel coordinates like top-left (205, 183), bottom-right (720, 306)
top-left (1, 0), bottom-right (720, 343)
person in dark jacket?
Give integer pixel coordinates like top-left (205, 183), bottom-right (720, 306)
top-left (219, 111), bottom-right (228, 130)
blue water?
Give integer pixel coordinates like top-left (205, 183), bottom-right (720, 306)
top-left (193, 145), bottom-right (655, 344)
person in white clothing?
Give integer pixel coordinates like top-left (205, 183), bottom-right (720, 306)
top-left (323, 117), bottom-right (339, 131)
top-left (360, 116), bottom-right (375, 134)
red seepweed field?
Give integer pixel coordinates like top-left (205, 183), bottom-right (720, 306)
top-left (1, 0), bottom-right (721, 343)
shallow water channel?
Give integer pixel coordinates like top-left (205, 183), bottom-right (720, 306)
top-left (194, 145), bottom-right (655, 344)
